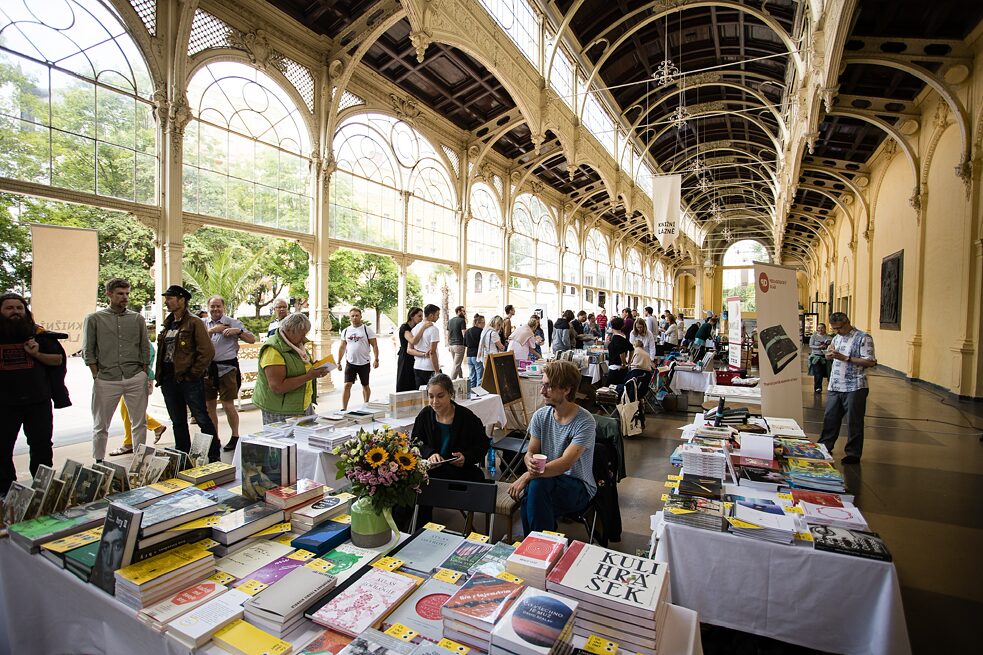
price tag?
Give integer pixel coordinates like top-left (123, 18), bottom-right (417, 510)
top-left (666, 508), bottom-right (695, 515)
top-left (434, 568), bottom-right (463, 584)
top-left (305, 559), bottom-right (335, 573)
top-left (794, 531), bottom-right (814, 542)
top-left (667, 474), bottom-right (683, 482)
top-left (664, 481), bottom-right (678, 489)
top-left (384, 623), bottom-right (418, 641)
top-left (513, 541), bottom-right (523, 547)
top-left (660, 494), bottom-right (669, 502)
top-left (253, 522), bottom-right (293, 537)
top-left (273, 534), bottom-right (295, 546)
top-left (208, 571), bottom-right (236, 585)
top-left (423, 522), bottom-right (446, 532)
top-left (331, 513), bottom-right (352, 524)
top-left (372, 556), bottom-right (404, 571)
top-left (777, 492), bottom-right (794, 501)
top-left (783, 506), bottom-right (804, 514)
top-left (228, 485), bottom-right (243, 495)
top-left (195, 480), bottom-right (217, 490)
top-left (584, 635), bottom-right (619, 655)
top-left (236, 579), bottom-right (269, 596)
top-left (467, 532), bottom-right (489, 543)
top-left (332, 491), bottom-right (356, 502)
top-left (726, 518), bottom-right (761, 529)
top-left (496, 572), bottom-right (523, 584)
top-left (542, 530), bottom-right (565, 538)
top-left (191, 538), bottom-right (219, 550)
top-left (287, 549), bottom-right (316, 561)
top-left (438, 638), bottom-right (470, 654)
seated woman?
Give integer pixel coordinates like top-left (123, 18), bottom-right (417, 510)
top-left (254, 313), bottom-right (330, 424)
top-left (401, 374), bottom-right (490, 530)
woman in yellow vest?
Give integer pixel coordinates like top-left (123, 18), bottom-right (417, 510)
top-left (254, 313), bottom-right (330, 424)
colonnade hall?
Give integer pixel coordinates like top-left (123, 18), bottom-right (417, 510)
top-left (2, 0), bottom-right (983, 654)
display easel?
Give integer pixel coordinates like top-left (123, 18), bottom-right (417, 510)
top-left (481, 351), bottom-right (529, 428)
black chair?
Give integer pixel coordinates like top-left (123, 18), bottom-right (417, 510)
top-left (562, 494), bottom-right (602, 546)
top-left (410, 477), bottom-right (499, 536)
top-left (492, 431), bottom-right (530, 482)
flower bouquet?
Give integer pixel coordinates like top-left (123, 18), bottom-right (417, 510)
top-left (334, 424), bottom-right (428, 508)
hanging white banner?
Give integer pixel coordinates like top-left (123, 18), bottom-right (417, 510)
top-left (652, 174), bottom-right (681, 250)
top-left (754, 261), bottom-right (803, 425)
top-left (727, 296), bottom-right (742, 369)
top-left (30, 224), bottom-right (99, 355)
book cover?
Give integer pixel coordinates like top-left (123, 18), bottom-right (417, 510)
top-left (336, 628), bottom-right (417, 655)
top-left (297, 630), bottom-right (352, 655)
top-left (468, 541), bottom-right (517, 577)
top-left (167, 588), bottom-right (250, 648)
top-left (59, 459), bottom-right (83, 486)
top-left (243, 553), bottom-right (309, 586)
top-left (115, 542), bottom-right (214, 587)
top-left (246, 565), bottom-right (337, 622)
top-left (266, 478), bottom-right (325, 507)
top-left (677, 475), bottom-right (722, 499)
top-left (39, 478), bottom-right (66, 517)
top-left (790, 490), bottom-right (845, 508)
top-left (241, 440), bottom-right (287, 501)
top-left (310, 567), bottom-right (419, 636)
top-left (212, 504), bottom-right (284, 544)
top-left (490, 587), bottom-right (578, 655)
top-left (128, 445), bottom-right (158, 485)
top-left (545, 541), bottom-right (666, 619)
top-left (320, 542), bottom-right (387, 584)
top-left (107, 486), bottom-right (165, 509)
top-left (216, 541), bottom-right (295, 581)
top-left (441, 572), bottom-right (525, 630)
top-left (188, 433), bottom-right (214, 469)
top-left (738, 466), bottom-right (785, 487)
top-left (759, 324), bottom-right (797, 375)
top-left (144, 456), bottom-right (172, 485)
top-left (71, 467), bottom-right (105, 506)
top-left (3, 482), bottom-right (35, 525)
top-left (137, 580), bottom-right (228, 629)
top-left (177, 462), bottom-right (236, 483)
top-left (292, 495), bottom-right (348, 524)
top-left (41, 526), bottom-right (104, 556)
top-left (730, 455), bottom-right (779, 471)
top-left (90, 502), bottom-right (143, 595)
top-left (393, 529), bottom-right (465, 574)
top-left (291, 520), bottom-right (352, 556)
top-left (801, 503), bottom-right (868, 530)
top-left (212, 618), bottom-right (292, 655)
top-left (65, 540), bottom-right (100, 577)
top-left (139, 487), bottom-right (219, 536)
top-left (809, 526), bottom-right (892, 561)
top-left (438, 539), bottom-right (494, 574)
top-left (381, 577), bottom-right (459, 641)
top-left (731, 496), bottom-right (785, 516)
top-left (507, 533), bottom-right (567, 571)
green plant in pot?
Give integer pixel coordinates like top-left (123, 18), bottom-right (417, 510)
top-left (334, 427), bottom-right (428, 547)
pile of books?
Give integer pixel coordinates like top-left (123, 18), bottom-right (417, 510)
top-left (441, 573), bottom-right (525, 650)
top-left (505, 531), bottom-right (567, 588)
top-left (546, 541), bottom-right (670, 655)
top-left (489, 586), bottom-right (578, 655)
top-left (800, 501), bottom-right (868, 530)
top-left (678, 443), bottom-right (728, 479)
top-left (166, 588), bottom-right (251, 650)
top-left (211, 503), bottom-right (284, 546)
top-left (266, 479), bottom-right (326, 516)
top-left (137, 579), bottom-right (230, 632)
top-left (785, 458), bottom-right (846, 493)
top-left (177, 461), bottom-right (236, 486)
top-left (776, 437), bottom-right (831, 460)
top-left (215, 540), bottom-right (295, 583)
top-left (290, 517), bottom-right (352, 556)
top-left (291, 492), bottom-right (352, 533)
top-left (114, 541), bottom-right (216, 609)
top-left (211, 618), bottom-right (294, 655)
top-left (809, 525), bottom-right (893, 561)
top-left (662, 494), bottom-right (727, 531)
top-left (239, 438), bottom-right (298, 501)
top-left (244, 562), bottom-right (338, 637)
top-left (727, 500), bottom-right (797, 544)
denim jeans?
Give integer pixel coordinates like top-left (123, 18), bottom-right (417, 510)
top-left (467, 356), bottom-right (483, 390)
top-left (520, 474), bottom-right (591, 535)
top-left (819, 388), bottom-right (869, 459)
top-left (159, 377), bottom-right (220, 462)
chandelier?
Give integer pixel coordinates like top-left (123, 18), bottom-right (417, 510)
top-left (654, 58), bottom-right (679, 86)
top-left (668, 105), bottom-right (690, 130)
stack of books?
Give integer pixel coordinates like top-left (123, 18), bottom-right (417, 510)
top-left (39, 526), bottom-right (103, 568)
top-left (505, 532), bottom-right (567, 588)
top-left (244, 563), bottom-right (338, 637)
top-left (728, 502), bottom-right (797, 544)
top-left (211, 504), bottom-right (284, 546)
top-left (546, 542), bottom-right (670, 655)
top-left (775, 438), bottom-right (831, 460)
top-left (114, 542), bottom-right (216, 609)
top-left (266, 479), bottom-right (326, 516)
top-left (306, 427), bottom-right (353, 452)
top-left (215, 541), bottom-right (295, 582)
top-left (291, 493), bottom-right (352, 533)
top-left (381, 577), bottom-right (460, 642)
top-left (678, 443), bottom-right (728, 479)
top-left (310, 567), bottom-right (419, 636)
top-left (396, 529), bottom-right (466, 576)
top-left (137, 488), bottom-right (220, 542)
top-left (809, 526), bottom-right (893, 561)
top-left (165, 588), bottom-right (250, 650)
top-left (137, 579), bottom-right (229, 632)
top-left (677, 475), bottom-right (722, 499)
top-left (785, 458), bottom-right (845, 493)
top-left (211, 618), bottom-right (293, 655)
top-left (240, 438), bottom-right (298, 501)
top-left (735, 464), bottom-right (786, 492)
top-left (176, 462), bottom-right (236, 486)
top-left (800, 502), bottom-right (868, 530)
top-left (342, 408), bottom-right (387, 423)
top-left (489, 587), bottom-right (578, 655)
top-left (441, 573), bottom-right (526, 651)
top-left (662, 494), bottom-right (728, 531)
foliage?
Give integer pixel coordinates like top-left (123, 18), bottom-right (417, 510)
top-left (183, 246), bottom-right (266, 310)
top-left (329, 248), bottom-right (422, 331)
top-left (722, 282), bottom-right (757, 313)
top-left (333, 427), bottom-right (429, 511)
top-left (428, 264), bottom-right (454, 334)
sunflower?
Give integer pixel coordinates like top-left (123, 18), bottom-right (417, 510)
top-left (395, 451), bottom-right (417, 471)
top-left (365, 447), bottom-right (388, 468)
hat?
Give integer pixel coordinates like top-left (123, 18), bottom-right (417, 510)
top-left (161, 285), bottom-right (193, 301)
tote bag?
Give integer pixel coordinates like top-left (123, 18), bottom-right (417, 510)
top-left (618, 378), bottom-right (644, 437)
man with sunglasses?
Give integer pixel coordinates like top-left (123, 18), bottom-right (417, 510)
top-left (818, 312), bottom-right (876, 464)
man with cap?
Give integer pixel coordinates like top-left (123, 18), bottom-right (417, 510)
top-left (82, 278), bottom-right (150, 463)
top-left (156, 285), bottom-right (220, 461)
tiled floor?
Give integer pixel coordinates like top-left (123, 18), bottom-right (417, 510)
top-left (11, 363), bottom-right (983, 654)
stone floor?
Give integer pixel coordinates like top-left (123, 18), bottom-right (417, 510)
top-left (10, 359), bottom-right (983, 654)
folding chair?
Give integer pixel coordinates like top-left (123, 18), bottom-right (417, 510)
top-left (492, 431), bottom-right (530, 482)
top-left (562, 495), bottom-right (601, 545)
top-left (410, 477), bottom-right (498, 536)
top-left (643, 369), bottom-right (662, 415)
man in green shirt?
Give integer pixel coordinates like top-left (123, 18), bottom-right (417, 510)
top-left (82, 278), bottom-right (150, 462)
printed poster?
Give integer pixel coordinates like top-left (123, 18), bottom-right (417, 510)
top-left (727, 296), bottom-right (742, 370)
top-left (754, 262), bottom-right (803, 425)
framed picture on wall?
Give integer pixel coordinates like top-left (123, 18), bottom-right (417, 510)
top-left (880, 250), bottom-right (903, 330)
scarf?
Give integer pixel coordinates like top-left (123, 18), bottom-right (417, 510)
top-left (278, 327), bottom-right (311, 364)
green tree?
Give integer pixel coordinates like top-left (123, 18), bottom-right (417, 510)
top-left (0, 194), bottom-right (32, 292)
top-left (183, 246), bottom-right (266, 311)
top-left (329, 249), bottom-right (409, 330)
top-left (428, 264), bottom-right (455, 334)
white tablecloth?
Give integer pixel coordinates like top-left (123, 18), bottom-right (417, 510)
top-left (654, 523), bottom-right (910, 655)
top-left (703, 383), bottom-right (762, 406)
top-left (670, 370), bottom-right (714, 393)
top-left (459, 393), bottom-right (508, 431)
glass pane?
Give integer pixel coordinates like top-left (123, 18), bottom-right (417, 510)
top-left (135, 101), bottom-right (154, 154)
top-left (50, 70), bottom-right (94, 137)
top-left (227, 176), bottom-right (253, 222)
top-left (255, 184), bottom-right (276, 224)
top-left (97, 141), bottom-right (134, 200)
top-left (97, 87), bottom-right (135, 149)
top-left (199, 168), bottom-right (227, 217)
top-left (51, 130), bottom-right (94, 192)
top-left (182, 164), bottom-right (198, 212)
top-left (227, 131), bottom-right (255, 182)
top-left (199, 122), bottom-right (227, 174)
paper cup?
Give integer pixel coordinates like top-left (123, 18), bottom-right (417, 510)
top-left (531, 454), bottom-right (548, 473)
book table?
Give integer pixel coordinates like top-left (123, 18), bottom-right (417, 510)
top-left (653, 522), bottom-right (910, 655)
top-left (669, 370), bottom-right (715, 394)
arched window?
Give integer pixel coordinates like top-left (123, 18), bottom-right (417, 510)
top-left (474, 271), bottom-right (483, 294)
top-left (468, 183), bottom-right (503, 270)
top-left (509, 200), bottom-right (535, 276)
top-left (511, 194), bottom-right (558, 281)
top-left (563, 226), bottom-right (580, 288)
top-left (585, 229), bottom-right (608, 290)
top-left (184, 61), bottom-right (311, 231)
top-left (722, 239), bottom-right (770, 312)
top-left (0, 0), bottom-right (156, 202)
top-left (628, 250), bottom-right (642, 295)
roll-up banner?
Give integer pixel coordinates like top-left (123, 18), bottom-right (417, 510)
top-left (727, 296), bottom-right (742, 370)
top-left (753, 261), bottom-right (803, 425)
top-left (652, 174), bottom-right (681, 250)
top-left (30, 224), bottom-right (99, 355)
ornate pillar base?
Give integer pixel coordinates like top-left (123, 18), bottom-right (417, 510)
top-left (949, 339), bottom-right (976, 396)
top-left (906, 334), bottom-right (922, 380)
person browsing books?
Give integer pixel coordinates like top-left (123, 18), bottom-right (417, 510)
top-left (254, 312), bottom-right (329, 424)
top-left (204, 295), bottom-right (255, 453)
top-left (606, 317), bottom-right (630, 385)
top-left (338, 308), bottom-right (379, 411)
top-left (508, 361), bottom-right (596, 535)
top-left (446, 305), bottom-right (467, 380)
top-left (819, 312), bottom-right (876, 464)
top-left (507, 318), bottom-right (540, 362)
top-left (464, 314), bottom-right (485, 391)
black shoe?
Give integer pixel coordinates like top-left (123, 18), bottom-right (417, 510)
top-left (841, 455), bottom-right (861, 464)
top-left (814, 388), bottom-right (822, 393)
top-left (222, 436), bottom-right (239, 452)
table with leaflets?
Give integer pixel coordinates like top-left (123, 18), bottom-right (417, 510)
top-left (669, 370), bottom-right (715, 394)
top-left (651, 415), bottom-right (911, 655)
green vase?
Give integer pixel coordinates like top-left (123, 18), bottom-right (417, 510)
top-left (350, 496), bottom-right (396, 548)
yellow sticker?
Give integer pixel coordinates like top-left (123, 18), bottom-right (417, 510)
top-left (667, 474), bottom-right (683, 481)
top-left (513, 541), bottom-right (523, 547)
top-left (191, 537), bottom-right (219, 550)
top-left (467, 532), bottom-right (490, 543)
top-left (236, 579), bottom-right (269, 596)
top-left (252, 522), bottom-right (293, 537)
top-left (723, 502), bottom-right (734, 509)
top-left (584, 635), bottom-right (619, 655)
top-left (666, 508), bottom-right (695, 515)
top-left (228, 486), bottom-right (243, 495)
top-left (331, 513), bottom-right (352, 524)
top-left (423, 522), bottom-right (446, 532)
top-left (195, 480), bottom-right (217, 490)
top-left (660, 494), bottom-right (669, 502)
top-left (305, 559), bottom-right (335, 573)
top-left (542, 530), bottom-right (565, 538)
top-left (726, 518), bottom-right (761, 529)
top-left (438, 638), bottom-right (470, 654)
top-left (777, 493), bottom-right (794, 501)
top-left (496, 571), bottom-right (523, 584)
top-left (149, 478), bottom-right (193, 493)
top-left (273, 534), bottom-right (295, 546)
top-left (287, 549), bottom-right (316, 561)
top-left (664, 481), bottom-right (678, 488)
top-left (169, 516), bottom-right (220, 531)
top-left (384, 623), bottom-right (418, 641)
top-left (332, 492), bottom-right (356, 502)
top-left (372, 556), bottom-right (404, 571)
top-left (794, 531), bottom-right (814, 542)
top-left (783, 506), bottom-right (804, 514)
top-left (208, 571), bottom-right (236, 585)
top-left (434, 568), bottom-right (463, 584)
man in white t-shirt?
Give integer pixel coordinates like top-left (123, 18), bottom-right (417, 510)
top-left (338, 308), bottom-right (379, 410)
top-left (411, 304), bottom-right (441, 388)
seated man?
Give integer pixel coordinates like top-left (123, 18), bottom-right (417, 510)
top-left (508, 360), bottom-right (596, 534)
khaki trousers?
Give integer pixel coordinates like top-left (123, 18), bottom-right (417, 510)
top-left (92, 372), bottom-right (148, 460)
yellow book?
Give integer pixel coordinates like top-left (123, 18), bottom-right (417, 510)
top-left (149, 478), bottom-right (194, 493)
top-left (212, 619), bottom-right (292, 655)
top-left (41, 526), bottom-right (103, 554)
top-left (115, 543), bottom-right (212, 586)
top-left (312, 354), bottom-right (337, 371)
